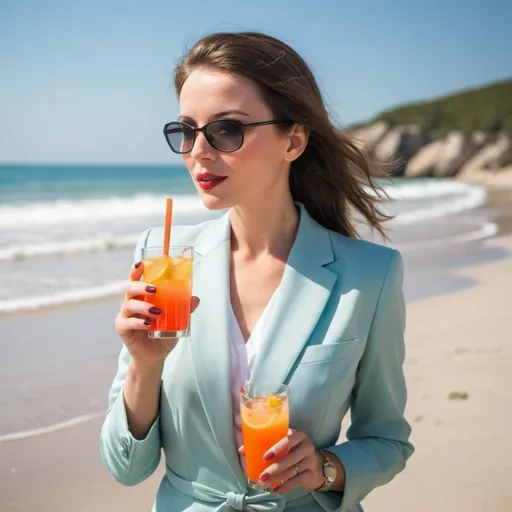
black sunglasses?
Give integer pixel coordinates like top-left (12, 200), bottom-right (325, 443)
top-left (163, 118), bottom-right (288, 154)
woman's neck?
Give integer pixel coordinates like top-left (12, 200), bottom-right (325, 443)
top-left (229, 193), bottom-right (299, 261)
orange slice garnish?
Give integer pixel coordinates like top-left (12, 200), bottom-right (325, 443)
top-left (241, 396), bottom-right (287, 429)
top-left (143, 257), bottom-right (173, 284)
top-left (241, 406), bottom-right (276, 429)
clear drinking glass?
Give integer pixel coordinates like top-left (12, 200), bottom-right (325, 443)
top-left (240, 382), bottom-right (290, 491)
top-left (141, 246), bottom-right (193, 339)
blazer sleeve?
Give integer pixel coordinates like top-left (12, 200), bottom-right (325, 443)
top-left (325, 250), bottom-right (414, 510)
top-left (99, 229), bottom-right (162, 486)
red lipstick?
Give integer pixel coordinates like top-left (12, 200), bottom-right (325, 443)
top-left (196, 172), bottom-right (227, 191)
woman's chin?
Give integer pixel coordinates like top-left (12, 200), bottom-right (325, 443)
top-left (199, 193), bottom-right (233, 211)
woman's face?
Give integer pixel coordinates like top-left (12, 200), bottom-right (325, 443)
top-left (178, 68), bottom-right (296, 211)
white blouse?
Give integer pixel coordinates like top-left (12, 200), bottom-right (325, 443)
top-left (229, 292), bottom-right (278, 462)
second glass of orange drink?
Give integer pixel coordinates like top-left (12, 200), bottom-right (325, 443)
top-left (240, 382), bottom-right (289, 491)
top-left (141, 198), bottom-right (194, 339)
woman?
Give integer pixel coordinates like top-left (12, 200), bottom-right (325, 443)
top-left (100, 32), bottom-right (414, 512)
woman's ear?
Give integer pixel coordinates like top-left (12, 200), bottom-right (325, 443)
top-left (284, 124), bottom-right (309, 162)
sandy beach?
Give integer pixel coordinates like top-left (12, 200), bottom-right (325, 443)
top-left (1, 189), bottom-right (511, 512)
top-left (365, 233), bottom-right (512, 511)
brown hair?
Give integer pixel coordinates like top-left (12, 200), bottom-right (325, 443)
top-left (174, 32), bottom-right (391, 239)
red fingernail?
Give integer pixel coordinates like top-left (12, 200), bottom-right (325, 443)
top-left (148, 306), bottom-right (162, 315)
top-left (144, 317), bottom-right (153, 325)
top-left (135, 261), bottom-right (141, 268)
top-left (260, 473), bottom-right (270, 482)
top-left (263, 452), bottom-right (274, 461)
top-left (145, 285), bottom-right (156, 293)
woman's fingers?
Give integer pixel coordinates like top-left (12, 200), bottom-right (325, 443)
top-left (125, 280), bottom-right (157, 301)
top-left (272, 471), bottom-right (313, 495)
top-left (122, 261), bottom-right (199, 327)
top-left (122, 298), bottom-right (161, 319)
top-left (120, 315), bottom-right (155, 330)
top-left (130, 260), bottom-right (144, 281)
top-left (123, 287), bottom-right (200, 311)
top-left (260, 443), bottom-right (310, 484)
top-left (115, 307), bottom-right (155, 335)
top-left (191, 296), bottom-right (200, 313)
top-left (263, 429), bottom-right (306, 461)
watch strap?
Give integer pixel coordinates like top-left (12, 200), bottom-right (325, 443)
top-left (316, 451), bottom-right (337, 491)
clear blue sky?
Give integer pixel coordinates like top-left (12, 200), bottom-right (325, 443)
top-left (1, 0), bottom-right (510, 164)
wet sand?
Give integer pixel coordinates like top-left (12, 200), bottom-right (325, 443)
top-left (0, 419), bottom-right (161, 512)
top-left (0, 299), bottom-right (123, 438)
top-left (1, 189), bottom-right (511, 511)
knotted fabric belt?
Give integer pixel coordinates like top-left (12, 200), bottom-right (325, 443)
top-left (165, 466), bottom-right (286, 511)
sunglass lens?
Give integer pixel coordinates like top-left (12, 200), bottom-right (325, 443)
top-left (206, 120), bottom-right (243, 152)
top-left (165, 123), bottom-right (194, 154)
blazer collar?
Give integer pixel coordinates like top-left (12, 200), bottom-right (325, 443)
top-left (192, 212), bottom-right (231, 258)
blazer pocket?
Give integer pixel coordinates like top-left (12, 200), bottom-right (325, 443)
top-left (299, 339), bottom-right (358, 365)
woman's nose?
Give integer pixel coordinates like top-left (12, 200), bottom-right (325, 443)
top-left (190, 130), bottom-right (214, 159)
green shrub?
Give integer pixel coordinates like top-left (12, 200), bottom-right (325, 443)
top-left (361, 79), bottom-right (512, 138)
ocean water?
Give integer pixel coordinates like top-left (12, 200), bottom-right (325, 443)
top-left (0, 163), bottom-right (491, 315)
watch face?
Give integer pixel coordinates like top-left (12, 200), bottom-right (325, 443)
top-left (325, 461), bottom-right (337, 481)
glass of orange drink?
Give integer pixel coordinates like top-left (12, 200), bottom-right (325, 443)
top-left (141, 246), bottom-right (193, 339)
top-left (240, 382), bottom-right (289, 491)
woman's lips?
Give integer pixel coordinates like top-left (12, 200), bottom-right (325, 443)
top-left (196, 173), bottom-right (227, 191)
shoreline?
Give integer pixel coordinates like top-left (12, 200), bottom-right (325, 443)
top-left (0, 411), bottom-right (105, 444)
top-left (0, 290), bottom-right (125, 320)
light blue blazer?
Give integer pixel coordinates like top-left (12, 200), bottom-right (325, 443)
top-left (100, 203), bottom-right (414, 512)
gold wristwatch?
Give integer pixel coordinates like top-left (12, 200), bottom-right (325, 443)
top-left (316, 451), bottom-right (337, 491)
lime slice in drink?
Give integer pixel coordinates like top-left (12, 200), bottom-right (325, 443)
top-left (267, 395), bottom-right (284, 409)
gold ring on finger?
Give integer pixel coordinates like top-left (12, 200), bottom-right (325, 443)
top-left (294, 463), bottom-right (300, 475)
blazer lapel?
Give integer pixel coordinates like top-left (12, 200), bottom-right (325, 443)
top-left (188, 213), bottom-right (246, 487)
top-left (249, 204), bottom-right (338, 386)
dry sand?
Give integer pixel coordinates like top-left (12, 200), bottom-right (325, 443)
top-left (364, 234), bottom-right (512, 511)
top-left (1, 235), bottom-right (511, 511)
top-left (460, 167), bottom-right (512, 210)
top-left (459, 166), bottom-right (512, 187)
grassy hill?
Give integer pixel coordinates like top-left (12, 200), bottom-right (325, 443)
top-left (359, 78), bottom-right (512, 138)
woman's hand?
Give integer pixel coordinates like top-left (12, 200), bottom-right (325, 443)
top-left (115, 261), bottom-right (200, 369)
top-left (240, 429), bottom-right (345, 495)
top-left (258, 429), bottom-right (324, 494)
